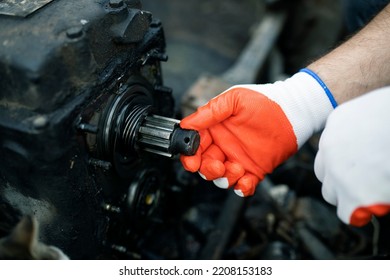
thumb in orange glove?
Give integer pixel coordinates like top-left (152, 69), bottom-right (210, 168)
top-left (180, 69), bottom-right (336, 197)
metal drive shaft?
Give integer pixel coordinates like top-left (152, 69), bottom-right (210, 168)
top-left (137, 114), bottom-right (200, 157)
top-left (118, 104), bottom-right (200, 158)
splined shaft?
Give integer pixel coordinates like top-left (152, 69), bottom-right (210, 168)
top-left (119, 105), bottom-right (200, 158)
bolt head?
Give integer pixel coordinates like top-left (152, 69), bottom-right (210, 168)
top-left (33, 116), bottom-right (48, 129)
top-left (109, 0), bottom-right (124, 8)
top-left (66, 26), bottom-right (83, 39)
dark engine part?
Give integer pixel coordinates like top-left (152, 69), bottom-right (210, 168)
top-left (1, 0), bottom-right (388, 261)
top-left (94, 92), bottom-right (200, 161)
top-left (0, 0), bottom-right (186, 259)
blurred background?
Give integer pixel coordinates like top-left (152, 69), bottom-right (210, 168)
top-left (142, 0), bottom-right (344, 114)
top-left (136, 0), bottom-right (390, 260)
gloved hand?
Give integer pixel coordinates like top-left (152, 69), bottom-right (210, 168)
top-left (315, 87), bottom-right (390, 227)
top-left (180, 69), bottom-right (335, 197)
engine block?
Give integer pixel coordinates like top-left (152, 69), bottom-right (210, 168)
top-left (0, 0), bottom-right (175, 259)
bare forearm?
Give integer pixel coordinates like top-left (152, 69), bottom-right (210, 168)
top-left (308, 4), bottom-right (390, 104)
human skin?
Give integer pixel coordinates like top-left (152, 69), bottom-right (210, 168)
top-left (308, 4), bottom-right (390, 104)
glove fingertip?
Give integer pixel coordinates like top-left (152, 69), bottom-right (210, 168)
top-left (234, 189), bottom-right (245, 197)
top-left (350, 208), bottom-right (372, 227)
top-left (198, 171), bottom-right (207, 180)
top-left (350, 205), bottom-right (390, 227)
top-left (213, 177), bottom-right (229, 189)
top-left (180, 155), bottom-right (201, 172)
top-left (234, 174), bottom-right (260, 197)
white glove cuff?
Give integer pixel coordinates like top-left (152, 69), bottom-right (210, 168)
top-left (234, 70), bottom-right (336, 148)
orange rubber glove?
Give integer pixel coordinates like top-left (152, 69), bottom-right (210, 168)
top-left (180, 70), bottom-right (336, 197)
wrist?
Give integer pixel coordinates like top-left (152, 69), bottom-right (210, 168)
top-left (234, 71), bottom-right (335, 148)
top-left (299, 68), bottom-right (338, 108)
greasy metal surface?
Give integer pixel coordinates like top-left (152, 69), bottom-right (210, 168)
top-left (0, 0), bottom-right (54, 17)
top-left (169, 126), bottom-right (199, 156)
top-left (138, 114), bottom-right (200, 157)
top-left (0, 0), bottom-right (171, 259)
top-left (0, 0), bottom-right (153, 113)
top-left (101, 99), bottom-right (200, 159)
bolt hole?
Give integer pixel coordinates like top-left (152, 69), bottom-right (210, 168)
top-left (184, 137), bottom-right (190, 144)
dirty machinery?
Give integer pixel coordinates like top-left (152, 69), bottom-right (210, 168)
top-left (0, 0), bottom-right (389, 259)
top-left (0, 0), bottom-right (201, 259)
